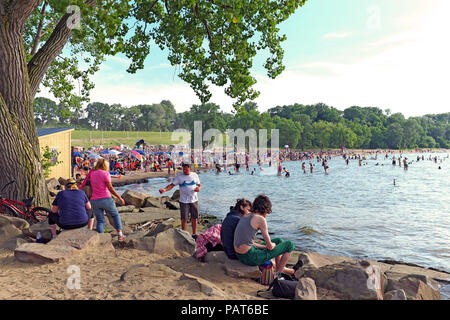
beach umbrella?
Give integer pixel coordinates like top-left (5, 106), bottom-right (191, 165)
top-left (111, 146), bottom-right (121, 150)
top-left (131, 150), bottom-right (143, 161)
top-left (100, 150), bottom-right (116, 155)
top-left (109, 150), bottom-right (121, 155)
top-left (135, 150), bottom-right (145, 155)
top-left (88, 154), bottom-right (101, 159)
top-left (73, 152), bottom-right (82, 157)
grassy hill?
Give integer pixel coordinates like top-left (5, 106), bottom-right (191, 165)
top-left (71, 130), bottom-right (190, 149)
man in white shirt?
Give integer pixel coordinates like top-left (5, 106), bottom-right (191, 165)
top-left (159, 163), bottom-right (202, 237)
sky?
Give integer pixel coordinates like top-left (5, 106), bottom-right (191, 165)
top-left (41, 0), bottom-right (450, 117)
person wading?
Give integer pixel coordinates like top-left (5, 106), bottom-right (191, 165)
top-left (159, 163), bottom-right (202, 238)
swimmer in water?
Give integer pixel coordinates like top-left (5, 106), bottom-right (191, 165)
top-left (301, 162), bottom-right (306, 174)
top-left (283, 167), bottom-right (290, 177)
top-left (310, 162), bottom-right (314, 173)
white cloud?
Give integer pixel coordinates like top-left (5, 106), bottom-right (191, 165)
top-left (38, 1), bottom-right (450, 118)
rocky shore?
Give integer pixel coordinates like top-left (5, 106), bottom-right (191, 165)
top-left (1, 180), bottom-right (449, 300)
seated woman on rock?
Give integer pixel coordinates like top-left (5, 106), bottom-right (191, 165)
top-left (49, 179), bottom-right (95, 238)
top-left (233, 195), bottom-right (300, 278)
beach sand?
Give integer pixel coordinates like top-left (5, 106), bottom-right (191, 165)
top-left (0, 245), bottom-right (263, 300)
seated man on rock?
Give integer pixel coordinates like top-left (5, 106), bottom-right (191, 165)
top-left (49, 179), bottom-right (95, 238)
top-left (220, 199), bottom-right (252, 260)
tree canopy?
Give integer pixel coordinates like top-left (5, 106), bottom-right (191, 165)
top-left (35, 97), bottom-right (450, 150)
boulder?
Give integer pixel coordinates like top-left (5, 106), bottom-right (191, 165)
top-left (146, 220), bottom-right (174, 237)
top-left (170, 190), bottom-right (180, 202)
top-left (386, 274), bottom-right (441, 300)
top-left (117, 205), bottom-right (136, 213)
top-left (296, 260), bottom-right (386, 300)
top-left (0, 236), bottom-right (32, 251)
top-left (0, 215), bottom-right (30, 230)
top-left (144, 196), bottom-right (166, 209)
top-left (0, 223), bottom-right (23, 244)
top-left (58, 177), bottom-right (68, 186)
top-left (48, 228), bottom-right (99, 250)
top-left (295, 277), bottom-right (317, 300)
top-left (14, 243), bottom-right (80, 263)
top-left (122, 207), bottom-right (179, 225)
top-left (121, 190), bottom-right (149, 208)
top-left (205, 251), bottom-right (261, 280)
top-left (24, 220), bottom-right (52, 242)
top-left (383, 289), bottom-right (407, 300)
top-left (179, 273), bottom-right (226, 297)
top-left (165, 201), bottom-right (180, 210)
top-left (46, 177), bottom-right (60, 190)
top-left (146, 228), bottom-right (196, 256)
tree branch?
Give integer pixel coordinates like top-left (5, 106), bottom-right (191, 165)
top-left (30, 0), bottom-right (48, 57)
top-left (27, 0), bottom-right (97, 98)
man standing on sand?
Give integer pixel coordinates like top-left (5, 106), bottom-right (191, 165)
top-left (159, 163), bottom-right (201, 237)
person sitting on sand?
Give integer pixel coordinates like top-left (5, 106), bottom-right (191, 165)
top-left (233, 195), bottom-right (299, 278)
top-left (220, 199), bottom-right (252, 260)
top-left (49, 179), bottom-right (95, 238)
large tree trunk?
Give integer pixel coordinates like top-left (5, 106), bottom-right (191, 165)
top-left (0, 0), bottom-right (51, 207)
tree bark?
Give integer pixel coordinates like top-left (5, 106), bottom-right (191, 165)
top-left (0, 0), bottom-right (51, 207)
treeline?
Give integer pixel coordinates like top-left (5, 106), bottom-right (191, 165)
top-left (34, 97), bottom-right (450, 150)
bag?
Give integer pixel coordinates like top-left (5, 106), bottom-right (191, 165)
top-left (259, 261), bottom-right (274, 286)
top-left (257, 277), bottom-right (298, 299)
top-left (271, 278), bottom-right (298, 299)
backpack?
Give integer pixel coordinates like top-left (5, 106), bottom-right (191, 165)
top-left (257, 275), bottom-right (298, 299)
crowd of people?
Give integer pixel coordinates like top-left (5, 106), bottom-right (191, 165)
top-left (53, 145), bottom-right (448, 286)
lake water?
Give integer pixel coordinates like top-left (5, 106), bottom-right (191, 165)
top-left (116, 152), bottom-right (450, 291)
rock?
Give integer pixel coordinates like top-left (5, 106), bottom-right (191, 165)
top-left (179, 273), bottom-right (226, 297)
top-left (0, 215), bottom-right (30, 230)
top-left (146, 228), bottom-right (196, 256)
top-left (14, 243), bottom-right (80, 264)
top-left (46, 177), bottom-right (60, 190)
top-left (295, 277), bottom-right (317, 300)
top-left (0, 236), bottom-right (32, 251)
top-left (296, 260), bottom-right (386, 300)
top-left (170, 190), bottom-right (180, 201)
top-left (121, 190), bottom-right (149, 208)
top-left (165, 201), bottom-right (180, 210)
top-left (48, 228), bottom-right (99, 250)
top-left (386, 274), bottom-right (441, 300)
top-left (384, 289), bottom-right (407, 300)
top-left (0, 223), bottom-right (23, 243)
top-left (121, 207), bottom-right (179, 225)
top-left (117, 205), bottom-right (136, 213)
top-left (205, 252), bottom-right (261, 280)
top-left (98, 233), bottom-right (112, 246)
top-left (146, 220), bottom-right (174, 237)
top-left (25, 220), bottom-right (52, 242)
top-left (205, 251), bottom-right (228, 264)
top-left (144, 196), bottom-right (165, 209)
